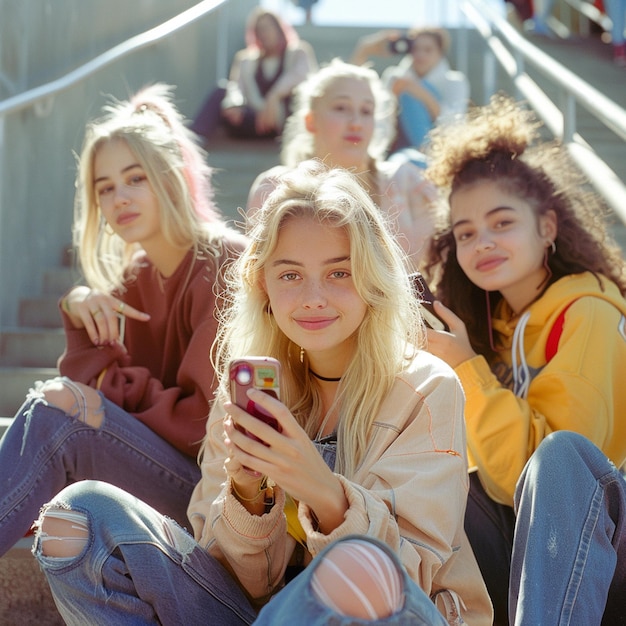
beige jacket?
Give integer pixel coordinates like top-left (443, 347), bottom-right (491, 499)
top-left (187, 350), bottom-right (492, 625)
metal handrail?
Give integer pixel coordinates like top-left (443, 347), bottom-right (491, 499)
top-left (560, 0), bottom-right (612, 37)
top-left (464, 0), bottom-right (626, 140)
top-left (0, 0), bottom-right (228, 118)
top-left (461, 0), bottom-right (626, 224)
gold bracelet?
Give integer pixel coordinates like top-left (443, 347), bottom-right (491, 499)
top-left (231, 478), bottom-right (267, 503)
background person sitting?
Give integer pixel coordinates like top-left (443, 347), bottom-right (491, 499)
top-left (191, 7), bottom-right (317, 142)
top-left (605, 0), bottom-right (626, 66)
top-left (351, 27), bottom-right (470, 154)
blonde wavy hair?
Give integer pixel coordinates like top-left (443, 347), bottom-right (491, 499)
top-left (74, 83), bottom-right (222, 293)
top-left (214, 160), bottom-right (423, 476)
top-left (280, 59), bottom-right (396, 168)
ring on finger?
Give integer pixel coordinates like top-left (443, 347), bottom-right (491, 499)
top-left (92, 309), bottom-right (103, 317)
top-left (117, 301), bottom-right (125, 313)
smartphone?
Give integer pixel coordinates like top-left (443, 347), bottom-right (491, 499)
top-left (388, 35), bottom-right (413, 55)
top-left (229, 357), bottom-right (282, 439)
top-left (408, 272), bottom-right (449, 331)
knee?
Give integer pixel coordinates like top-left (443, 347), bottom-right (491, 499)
top-left (37, 378), bottom-right (104, 427)
top-left (310, 537), bottom-right (404, 620)
top-left (517, 432), bottom-right (611, 506)
top-left (532, 431), bottom-right (601, 474)
top-left (34, 480), bottom-right (125, 558)
top-left (37, 506), bottom-right (89, 558)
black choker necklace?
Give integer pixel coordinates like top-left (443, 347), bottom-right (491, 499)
top-left (309, 369), bottom-right (342, 383)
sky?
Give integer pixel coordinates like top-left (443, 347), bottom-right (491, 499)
top-left (261, 0), bottom-right (506, 28)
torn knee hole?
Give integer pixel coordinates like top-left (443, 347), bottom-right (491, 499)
top-left (40, 379), bottom-right (105, 427)
top-left (38, 507), bottom-right (89, 558)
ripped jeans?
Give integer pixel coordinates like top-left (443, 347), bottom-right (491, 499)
top-left (467, 431), bottom-right (626, 625)
top-left (34, 480), bottom-right (257, 625)
top-left (0, 377), bottom-right (200, 556)
top-left (33, 481), bottom-right (448, 625)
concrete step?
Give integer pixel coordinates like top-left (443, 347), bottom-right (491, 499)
top-left (0, 367), bottom-right (58, 417)
top-left (18, 297), bottom-right (64, 329)
top-left (0, 328), bottom-right (64, 368)
top-left (41, 266), bottom-right (79, 297)
top-left (0, 540), bottom-right (63, 624)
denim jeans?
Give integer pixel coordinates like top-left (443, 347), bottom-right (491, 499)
top-left (511, 431), bottom-right (626, 626)
top-left (255, 535), bottom-right (448, 626)
top-left (0, 382), bottom-right (200, 556)
top-left (396, 81), bottom-right (440, 150)
top-left (604, 0), bottom-right (626, 46)
top-left (189, 84), bottom-right (226, 140)
top-left (35, 481), bottom-right (450, 625)
top-left (189, 83), bottom-right (279, 141)
top-left (466, 431), bottom-right (626, 626)
top-left (34, 480), bottom-right (257, 625)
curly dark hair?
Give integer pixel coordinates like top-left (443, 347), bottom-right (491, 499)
top-left (423, 94), bottom-right (626, 360)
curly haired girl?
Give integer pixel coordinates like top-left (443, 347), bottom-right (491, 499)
top-left (423, 94), bottom-right (626, 625)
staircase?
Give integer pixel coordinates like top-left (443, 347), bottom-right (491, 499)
top-left (0, 255), bottom-right (75, 431)
top-left (0, 249), bottom-right (75, 623)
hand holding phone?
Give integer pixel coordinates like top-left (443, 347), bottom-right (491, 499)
top-left (229, 357), bottom-right (282, 442)
top-left (408, 272), bottom-right (449, 331)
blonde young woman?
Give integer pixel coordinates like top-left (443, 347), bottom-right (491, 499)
top-left (33, 161), bottom-right (492, 625)
top-left (0, 84), bottom-right (246, 557)
top-left (247, 59), bottom-right (437, 270)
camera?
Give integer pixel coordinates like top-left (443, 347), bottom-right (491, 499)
top-left (388, 36), bottom-right (413, 55)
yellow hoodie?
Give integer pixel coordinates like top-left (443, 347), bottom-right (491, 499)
top-left (455, 272), bottom-right (626, 507)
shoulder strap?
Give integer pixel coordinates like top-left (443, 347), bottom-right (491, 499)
top-left (545, 300), bottom-right (578, 362)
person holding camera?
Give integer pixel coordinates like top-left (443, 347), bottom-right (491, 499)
top-left (351, 27), bottom-right (470, 153)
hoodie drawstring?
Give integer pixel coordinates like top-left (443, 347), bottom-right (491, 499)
top-left (512, 311), bottom-right (531, 399)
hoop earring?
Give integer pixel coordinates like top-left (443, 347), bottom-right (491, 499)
top-left (550, 240), bottom-right (556, 255)
top-left (300, 347), bottom-right (305, 363)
